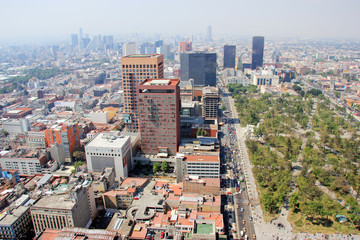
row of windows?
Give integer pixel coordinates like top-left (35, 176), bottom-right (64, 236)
top-left (122, 64), bottom-right (157, 68)
top-left (123, 68), bottom-right (156, 72)
top-left (88, 152), bottom-right (120, 157)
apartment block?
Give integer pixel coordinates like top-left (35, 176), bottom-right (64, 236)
top-left (44, 123), bottom-right (81, 158)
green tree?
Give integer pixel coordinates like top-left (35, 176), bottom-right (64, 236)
top-left (72, 161), bottom-right (83, 173)
top-left (221, 105), bottom-right (226, 111)
top-left (161, 160), bottom-right (169, 172)
top-left (196, 128), bottom-right (202, 137)
top-left (73, 151), bottom-right (85, 161)
top-left (153, 162), bottom-right (160, 173)
top-left (334, 91), bottom-right (341, 98)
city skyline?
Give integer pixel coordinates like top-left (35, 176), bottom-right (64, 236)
top-left (1, 0), bottom-right (360, 44)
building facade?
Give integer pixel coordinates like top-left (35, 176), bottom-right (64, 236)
top-left (251, 36), bottom-right (265, 70)
top-left (251, 73), bottom-right (280, 86)
top-left (85, 132), bottom-right (132, 180)
top-left (223, 45), bottom-right (236, 68)
top-left (138, 79), bottom-right (181, 156)
top-left (121, 54), bottom-right (164, 132)
top-left (180, 52), bottom-right (217, 86)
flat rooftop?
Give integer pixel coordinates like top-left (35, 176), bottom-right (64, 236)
top-left (124, 54), bottom-right (160, 58)
top-left (184, 155), bottom-right (220, 163)
top-left (195, 223), bottom-right (214, 234)
top-left (0, 206), bottom-right (29, 226)
top-left (32, 195), bottom-right (75, 210)
top-left (86, 132), bottom-right (130, 149)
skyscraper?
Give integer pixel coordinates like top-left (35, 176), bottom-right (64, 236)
top-left (223, 45), bottom-right (236, 68)
top-left (155, 40), bottom-right (163, 54)
top-left (180, 52), bottom-right (217, 86)
top-left (138, 79), bottom-right (180, 155)
top-left (71, 34), bottom-right (78, 48)
top-left (121, 54), bottom-right (164, 132)
top-left (179, 41), bottom-right (192, 52)
top-left (251, 36), bottom-right (265, 70)
top-left (79, 28), bottom-right (83, 40)
top-left (123, 42), bottom-right (137, 56)
top-left (207, 26), bottom-right (212, 42)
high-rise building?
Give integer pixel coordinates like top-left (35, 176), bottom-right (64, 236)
top-left (179, 41), bottom-right (192, 52)
top-left (155, 40), bottom-right (163, 54)
top-left (223, 45), bottom-right (236, 68)
top-left (138, 79), bottom-right (180, 155)
top-left (71, 34), bottom-right (78, 47)
top-left (79, 28), bottom-right (83, 40)
top-left (140, 43), bottom-right (156, 54)
top-left (251, 36), bottom-right (265, 70)
top-left (123, 42), bottom-right (137, 56)
top-left (44, 123), bottom-right (81, 159)
top-left (180, 52), bottom-right (217, 86)
top-left (121, 54), bottom-right (164, 132)
top-left (202, 86), bottom-right (219, 120)
top-left (207, 26), bottom-right (212, 42)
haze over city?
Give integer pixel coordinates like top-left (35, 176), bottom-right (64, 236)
top-left (0, 0), bottom-right (359, 239)
top-left (1, 0), bottom-right (360, 44)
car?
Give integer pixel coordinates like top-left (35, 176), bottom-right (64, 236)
top-left (240, 208), bottom-right (244, 212)
top-left (160, 232), bottom-right (165, 239)
top-left (253, 234), bottom-right (256, 239)
top-left (242, 220), bottom-right (246, 225)
top-left (249, 216), bottom-right (253, 221)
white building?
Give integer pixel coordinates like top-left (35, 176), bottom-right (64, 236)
top-left (85, 132), bottom-right (132, 180)
top-left (184, 155), bottom-right (220, 178)
top-left (89, 111), bottom-right (109, 124)
top-left (123, 42), bottom-right (137, 56)
top-left (251, 70), bottom-right (280, 87)
top-left (2, 118), bottom-right (30, 135)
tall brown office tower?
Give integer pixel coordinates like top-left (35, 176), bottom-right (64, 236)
top-left (138, 79), bottom-right (180, 155)
top-left (121, 54), bottom-right (164, 132)
top-left (179, 41), bottom-right (192, 52)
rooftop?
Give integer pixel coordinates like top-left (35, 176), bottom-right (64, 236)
top-left (195, 223), bottom-right (214, 235)
top-left (0, 206), bottom-right (29, 226)
top-left (120, 177), bottom-right (148, 188)
top-left (86, 132), bottom-right (130, 149)
top-left (32, 195), bottom-right (75, 210)
top-left (184, 155), bottom-right (220, 163)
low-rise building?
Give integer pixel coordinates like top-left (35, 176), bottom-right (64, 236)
top-left (183, 175), bottom-right (220, 195)
top-left (0, 148), bottom-right (49, 175)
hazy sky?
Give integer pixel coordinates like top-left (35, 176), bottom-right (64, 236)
top-left (1, 0), bottom-right (359, 43)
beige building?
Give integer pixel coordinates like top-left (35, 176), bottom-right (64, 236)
top-left (31, 186), bottom-right (92, 236)
top-left (121, 54), bottom-right (164, 132)
top-left (102, 188), bottom-right (136, 210)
